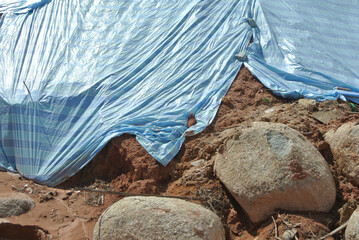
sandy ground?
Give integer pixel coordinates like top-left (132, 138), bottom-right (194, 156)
top-left (1, 67), bottom-right (359, 240)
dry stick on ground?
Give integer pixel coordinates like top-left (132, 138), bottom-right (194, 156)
top-left (318, 221), bottom-right (348, 240)
top-left (206, 196), bottom-right (217, 213)
top-left (309, 226), bottom-right (316, 239)
top-left (74, 187), bottom-right (201, 201)
top-left (272, 216), bottom-right (282, 240)
top-left (278, 213), bottom-right (301, 229)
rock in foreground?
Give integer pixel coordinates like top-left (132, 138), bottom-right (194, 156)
top-left (325, 122), bottom-right (359, 186)
top-left (215, 122), bottom-right (336, 223)
top-left (93, 196), bottom-right (225, 240)
top-left (346, 208), bottom-right (359, 240)
top-left (0, 193), bottom-right (35, 218)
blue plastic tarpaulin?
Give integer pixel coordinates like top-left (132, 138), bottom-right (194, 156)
top-left (245, 0), bottom-right (359, 103)
top-left (0, 0), bottom-right (252, 185)
top-left (0, 0), bottom-right (358, 186)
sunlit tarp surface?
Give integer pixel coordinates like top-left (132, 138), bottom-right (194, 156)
top-left (0, 0), bottom-right (358, 186)
top-left (246, 0), bottom-right (359, 103)
top-left (0, 0), bottom-right (252, 185)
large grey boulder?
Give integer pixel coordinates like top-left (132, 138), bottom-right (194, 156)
top-left (93, 196), bottom-right (225, 240)
top-left (0, 193), bottom-right (35, 218)
top-left (346, 208), bottom-right (359, 240)
top-left (325, 122), bottom-right (359, 186)
top-left (215, 122), bottom-right (336, 223)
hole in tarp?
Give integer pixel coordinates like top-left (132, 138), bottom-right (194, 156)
top-left (0, 223), bottom-right (48, 240)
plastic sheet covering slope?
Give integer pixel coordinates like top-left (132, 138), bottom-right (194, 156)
top-left (244, 0), bottom-right (359, 103)
top-left (0, 0), bottom-right (253, 185)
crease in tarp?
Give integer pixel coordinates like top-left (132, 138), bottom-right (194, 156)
top-left (0, 0), bottom-right (51, 14)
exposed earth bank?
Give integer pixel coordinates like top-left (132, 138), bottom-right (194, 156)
top-left (1, 67), bottom-right (359, 239)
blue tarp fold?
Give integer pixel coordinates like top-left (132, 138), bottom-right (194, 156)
top-left (0, 0), bottom-right (50, 14)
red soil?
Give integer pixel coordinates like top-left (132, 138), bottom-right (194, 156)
top-left (1, 67), bottom-right (358, 239)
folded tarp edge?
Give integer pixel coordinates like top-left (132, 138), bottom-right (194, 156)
top-left (0, 0), bottom-right (51, 14)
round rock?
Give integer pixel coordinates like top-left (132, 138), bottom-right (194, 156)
top-left (0, 193), bottom-right (35, 218)
top-left (325, 122), bottom-right (359, 186)
top-left (346, 208), bottom-right (359, 240)
top-left (93, 196), bottom-right (225, 240)
top-left (214, 122), bottom-right (336, 223)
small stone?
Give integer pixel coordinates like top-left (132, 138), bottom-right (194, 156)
top-left (282, 229), bottom-right (298, 240)
top-left (298, 99), bottom-right (316, 111)
top-left (205, 145), bottom-right (215, 154)
top-left (39, 192), bottom-right (56, 203)
top-left (218, 145), bottom-right (224, 154)
top-left (235, 52), bottom-right (247, 62)
top-left (0, 193), bottom-right (35, 218)
top-left (25, 187), bottom-right (33, 194)
top-left (66, 190), bottom-right (74, 196)
top-left (62, 196), bottom-right (70, 201)
top-left (260, 116), bottom-right (270, 122)
top-left (312, 110), bottom-right (343, 124)
top-left (191, 159), bottom-right (205, 167)
top-left (247, 18), bottom-right (257, 28)
top-left (264, 108), bottom-right (275, 114)
top-left (221, 97), bottom-right (231, 105)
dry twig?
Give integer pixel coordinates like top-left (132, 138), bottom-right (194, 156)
top-left (318, 221), bottom-right (348, 240)
top-left (75, 187), bottom-right (201, 201)
top-left (272, 216), bottom-right (282, 240)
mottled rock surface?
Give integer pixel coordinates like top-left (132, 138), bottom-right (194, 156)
top-left (0, 193), bottom-right (35, 218)
top-left (94, 196), bottom-right (225, 240)
top-left (325, 122), bottom-right (359, 186)
top-left (345, 208), bottom-right (359, 240)
top-left (215, 122), bottom-right (336, 223)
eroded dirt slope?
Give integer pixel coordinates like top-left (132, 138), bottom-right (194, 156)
top-left (1, 67), bottom-right (358, 239)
